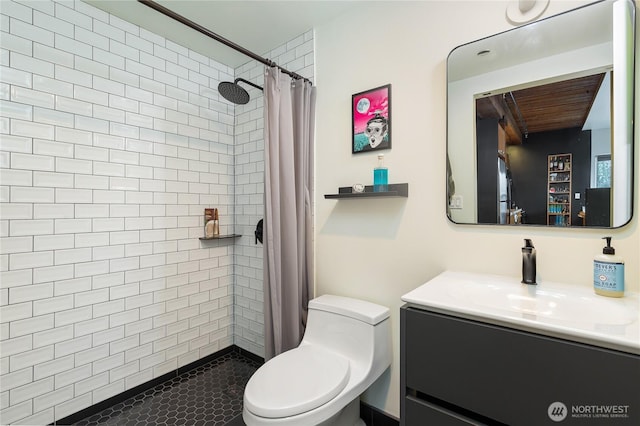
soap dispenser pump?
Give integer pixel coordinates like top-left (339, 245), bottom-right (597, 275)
top-left (521, 239), bottom-right (536, 285)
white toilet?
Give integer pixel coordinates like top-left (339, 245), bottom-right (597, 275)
top-left (243, 294), bottom-right (392, 425)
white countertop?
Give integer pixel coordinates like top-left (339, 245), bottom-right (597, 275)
top-left (402, 271), bottom-right (640, 355)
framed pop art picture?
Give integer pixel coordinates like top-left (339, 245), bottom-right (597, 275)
top-left (352, 84), bottom-right (391, 154)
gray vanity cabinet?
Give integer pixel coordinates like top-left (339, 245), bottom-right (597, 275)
top-left (400, 305), bottom-right (640, 425)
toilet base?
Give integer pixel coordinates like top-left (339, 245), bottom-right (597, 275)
top-left (318, 399), bottom-right (363, 426)
top-left (244, 398), bottom-right (365, 426)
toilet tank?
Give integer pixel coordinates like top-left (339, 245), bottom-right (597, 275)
top-left (302, 295), bottom-right (391, 367)
top-left (309, 295), bottom-right (390, 325)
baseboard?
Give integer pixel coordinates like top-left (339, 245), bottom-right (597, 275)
top-left (360, 401), bottom-right (400, 426)
top-left (54, 345), bottom-right (262, 425)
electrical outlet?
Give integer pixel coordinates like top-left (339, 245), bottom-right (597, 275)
top-left (450, 195), bottom-right (463, 209)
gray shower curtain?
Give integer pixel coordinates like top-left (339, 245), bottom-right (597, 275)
top-left (263, 67), bottom-right (316, 360)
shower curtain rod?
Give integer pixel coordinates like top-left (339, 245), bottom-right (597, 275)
top-left (137, 0), bottom-right (310, 83)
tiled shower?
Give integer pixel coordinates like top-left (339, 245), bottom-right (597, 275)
top-left (0, 0), bottom-right (313, 424)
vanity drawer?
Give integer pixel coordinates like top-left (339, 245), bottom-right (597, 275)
top-left (405, 396), bottom-right (487, 426)
top-left (403, 307), bottom-right (640, 425)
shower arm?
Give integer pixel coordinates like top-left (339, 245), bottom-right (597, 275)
top-left (236, 78), bottom-right (264, 92)
top-left (138, 0), bottom-right (311, 84)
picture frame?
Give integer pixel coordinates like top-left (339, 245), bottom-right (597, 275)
top-left (352, 84), bottom-right (391, 154)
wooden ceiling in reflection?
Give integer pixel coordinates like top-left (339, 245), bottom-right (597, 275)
top-left (476, 73), bottom-right (606, 145)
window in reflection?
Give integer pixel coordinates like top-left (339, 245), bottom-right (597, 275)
top-left (596, 154), bottom-right (611, 188)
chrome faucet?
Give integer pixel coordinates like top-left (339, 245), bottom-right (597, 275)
top-left (521, 239), bottom-right (536, 285)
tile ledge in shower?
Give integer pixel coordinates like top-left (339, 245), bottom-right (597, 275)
top-left (199, 234), bottom-right (242, 241)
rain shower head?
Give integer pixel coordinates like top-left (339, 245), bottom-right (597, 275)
top-left (218, 78), bottom-right (263, 105)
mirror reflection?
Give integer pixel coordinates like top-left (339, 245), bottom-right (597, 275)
top-left (447, 0), bottom-right (635, 228)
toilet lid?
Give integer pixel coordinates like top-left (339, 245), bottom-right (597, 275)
top-left (244, 345), bottom-right (350, 418)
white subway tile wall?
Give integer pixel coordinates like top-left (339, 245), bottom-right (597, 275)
top-left (0, 0), bottom-right (313, 422)
top-left (232, 29), bottom-right (314, 358)
top-left (0, 0), bottom-right (239, 423)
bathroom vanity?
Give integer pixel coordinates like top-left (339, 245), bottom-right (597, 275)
top-left (400, 272), bottom-right (640, 426)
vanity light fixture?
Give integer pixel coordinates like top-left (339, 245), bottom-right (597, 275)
top-left (506, 0), bottom-right (550, 25)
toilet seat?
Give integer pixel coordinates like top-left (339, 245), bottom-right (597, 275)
top-left (244, 345), bottom-right (350, 418)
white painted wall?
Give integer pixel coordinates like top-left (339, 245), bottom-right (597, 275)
top-left (314, 0), bottom-right (639, 418)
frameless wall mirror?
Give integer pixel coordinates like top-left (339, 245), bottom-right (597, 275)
top-left (447, 0), bottom-right (636, 228)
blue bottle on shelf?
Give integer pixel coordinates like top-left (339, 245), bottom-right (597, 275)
top-left (373, 154), bottom-right (388, 192)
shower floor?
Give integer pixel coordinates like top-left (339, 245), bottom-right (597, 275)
top-left (73, 349), bottom-right (261, 426)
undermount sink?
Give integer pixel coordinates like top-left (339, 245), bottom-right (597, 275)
top-left (401, 271), bottom-right (640, 354)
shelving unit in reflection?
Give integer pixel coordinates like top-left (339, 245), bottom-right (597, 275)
top-left (547, 154), bottom-right (572, 226)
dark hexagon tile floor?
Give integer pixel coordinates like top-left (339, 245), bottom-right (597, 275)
top-left (74, 351), bottom-right (261, 426)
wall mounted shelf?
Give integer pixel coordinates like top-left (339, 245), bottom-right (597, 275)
top-left (324, 183), bottom-right (408, 199)
top-left (199, 234), bottom-right (241, 241)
